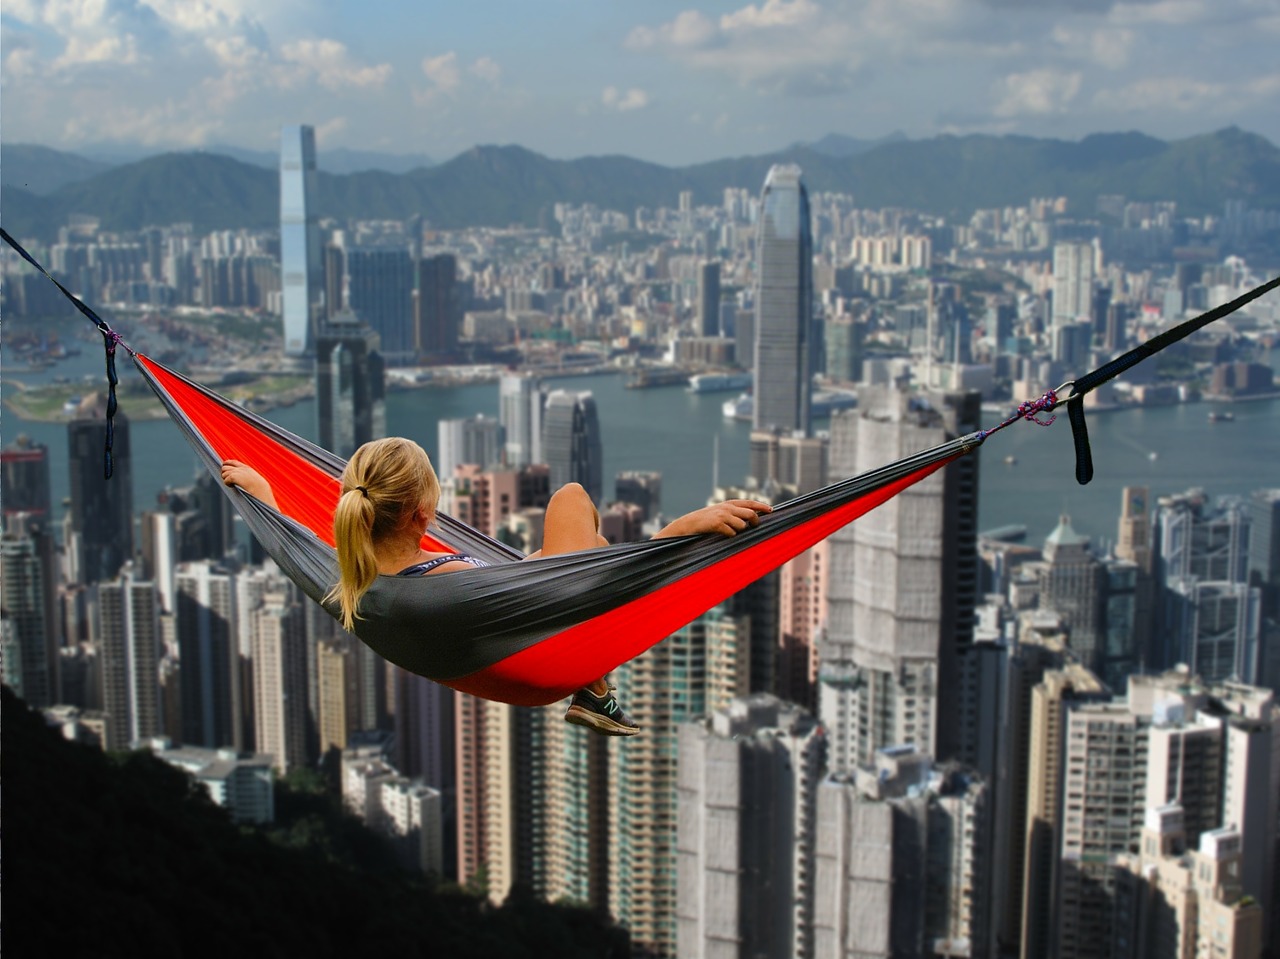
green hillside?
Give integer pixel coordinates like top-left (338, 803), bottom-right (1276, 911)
top-left (3, 128), bottom-right (1277, 241)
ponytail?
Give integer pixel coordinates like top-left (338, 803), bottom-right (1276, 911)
top-left (324, 437), bottom-right (440, 632)
top-left (326, 487), bottom-right (380, 631)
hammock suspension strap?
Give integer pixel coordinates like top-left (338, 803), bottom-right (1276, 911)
top-left (1, 227), bottom-right (136, 479)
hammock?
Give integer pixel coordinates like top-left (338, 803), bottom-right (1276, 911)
top-left (136, 354), bottom-right (976, 706)
top-left (3, 227), bottom-right (1275, 706)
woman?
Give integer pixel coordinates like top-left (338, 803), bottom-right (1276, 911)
top-left (221, 437), bottom-right (770, 737)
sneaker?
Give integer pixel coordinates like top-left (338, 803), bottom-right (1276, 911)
top-left (564, 685), bottom-right (640, 737)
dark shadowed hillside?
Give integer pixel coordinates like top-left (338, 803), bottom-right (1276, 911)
top-left (1, 687), bottom-right (628, 958)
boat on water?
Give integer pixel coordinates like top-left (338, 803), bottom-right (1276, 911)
top-left (624, 367), bottom-right (690, 389)
top-left (722, 388), bottom-right (858, 421)
top-left (688, 371), bottom-right (752, 393)
top-left (1208, 410), bottom-right (1235, 422)
top-left (723, 393), bottom-right (753, 421)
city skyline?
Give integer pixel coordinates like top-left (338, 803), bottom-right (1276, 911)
top-left (3, 0), bottom-right (1279, 166)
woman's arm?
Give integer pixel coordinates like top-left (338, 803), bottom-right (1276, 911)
top-left (220, 460), bottom-right (280, 510)
top-left (653, 499), bottom-right (772, 539)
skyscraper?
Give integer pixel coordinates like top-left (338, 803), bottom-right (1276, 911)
top-left (346, 246), bottom-right (415, 364)
top-left (814, 748), bottom-right (991, 958)
top-left (819, 387), bottom-right (981, 769)
top-left (253, 589), bottom-right (308, 774)
top-left (542, 390), bottom-right (603, 503)
top-left (1, 515), bottom-right (58, 707)
top-left (174, 560), bottom-right (239, 749)
top-left (1, 435), bottom-right (51, 519)
top-left (97, 563), bottom-right (162, 750)
top-left (416, 253), bottom-right (460, 358)
top-left (280, 124), bottom-right (322, 356)
top-left (677, 695), bottom-right (824, 959)
top-left (697, 260), bottom-right (721, 338)
top-left (437, 415), bottom-right (504, 479)
top-left (1037, 516), bottom-right (1106, 673)
top-left (753, 164), bottom-right (813, 436)
top-left (498, 373), bottom-right (545, 469)
top-left (68, 402), bottom-right (133, 585)
top-left (315, 313), bottom-right (386, 459)
top-left (610, 618), bottom-right (709, 957)
top-left (1052, 241), bottom-right (1094, 329)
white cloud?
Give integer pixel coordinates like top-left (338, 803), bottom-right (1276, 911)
top-left (1091, 76), bottom-right (1224, 113)
top-left (602, 86), bottom-right (650, 111)
top-left (421, 51), bottom-right (461, 92)
top-left (469, 56), bottom-right (502, 85)
top-left (625, 0), bottom-right (999, 97)
top-left (626, 10), bottom-right (717, 50)
top-left (993, 69), bottom-right (1083, 117)
top-left (1110, 0), bottom-right (1209, 24)
top-left (720, 0), bottom-right (820, 32)
top-left (281, 39), bottom-right (391, 90)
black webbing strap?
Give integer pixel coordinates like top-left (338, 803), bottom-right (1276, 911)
top-left (1062, 273), bottom-right (1280, 484)
top-left (2, 227), bottom-right (135, 478)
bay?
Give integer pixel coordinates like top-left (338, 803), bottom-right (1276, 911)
top-left (5, 350), bottom-right (1280, 552)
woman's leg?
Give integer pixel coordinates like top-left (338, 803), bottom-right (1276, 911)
top-left (538, 484), bottom-right (639, 736)
top-left (538, 483), bottom-right (610, 695)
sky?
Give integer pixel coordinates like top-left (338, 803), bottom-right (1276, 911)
top-left (2, 0), bottom-right (1278, 166)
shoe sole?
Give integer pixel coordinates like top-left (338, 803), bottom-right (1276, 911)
top-left (564, 704), bottom-right (641, 736)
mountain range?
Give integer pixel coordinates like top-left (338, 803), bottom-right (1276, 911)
top-left (2, 128), bottom-right (1278, 242)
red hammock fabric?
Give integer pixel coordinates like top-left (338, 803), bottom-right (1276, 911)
top-left (137, 353), bottom-right (967, 705)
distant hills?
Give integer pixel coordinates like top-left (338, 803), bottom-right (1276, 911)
top-left (2, 127), bottom-right (1278, 241)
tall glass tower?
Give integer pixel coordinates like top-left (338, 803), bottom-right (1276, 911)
top-left (280, 124), bottom-right (321, 356)
top-left (752, 164), bottom-right (813, 436)
top-left (542, 390), bottom-right (602, 503)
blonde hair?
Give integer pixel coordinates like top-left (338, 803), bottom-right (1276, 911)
top-left (325, 437), bottom-right (440, 631)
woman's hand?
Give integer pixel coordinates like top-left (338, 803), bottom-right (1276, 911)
top-left (654, 499), bottom-right (772, 539)
top-left (220, 459), bottom-right (279, 509)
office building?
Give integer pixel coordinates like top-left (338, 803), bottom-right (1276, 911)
top-left (498, 373), bottom-right (545, 469)
top-left (390, 669), bottom-right (456, 875)
top-left (1, 516), bottom-right (58, 707)
top-left (615, 471), bottom-right (662, 522)
top-left (68, 402), bottom-right (134, 584)
top-left (437, 415), bottom-right (504, 479)
top-left (697, 260), bottom-right (721, 337)
top-left (818, 387), bottom-right (981, 770)
top-left (315, 312), bottom-right (386, 459)
top-left (1036, 516), bottom-right (1106, 674)
top-left (1156, 490), bottom-right (1260, 682)
top-left (416, 253), bottom-right (460, 357)
top-left (814, 748), bottom-right (991, 959)
top-left (454, 695), bottom-right (538, 902)
top-left (1019, 660), bottom-right (1109, 959)
top-left (610, 618), bottom-right (710, 957)
top-left (1114, 808), bottom-right (1264, 959)
top-left (1052, 241), bottom-right (1094, 329)
top-left (542, 390), bottom-right (603, 503)
top-left (174, 560), bottom-right (240, 749)
top-left (1, 435), bottom-right (51, 519)
top-left (538, 704), bottom-right (610, 912)
top-left (280, 124), bottom-right (321, 356)
top-left (677, 695), bottom-right (824, 959)
top-left (748, 430), bottom-right (827, 495)
top-left (96, 563), bottom-right (162, 751)
top-left (778, 544), bottom-right (826, 712)
top-left (823, 314), bottom-right (865, 384)
top-left (753, 164), bottom-right (814, 436)
top-left (147, 738), bottom-right (275, 823)
top-left (346, 246), bottom-right (415, 364)
top-left (253, 589), bottom-right (308, 774)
